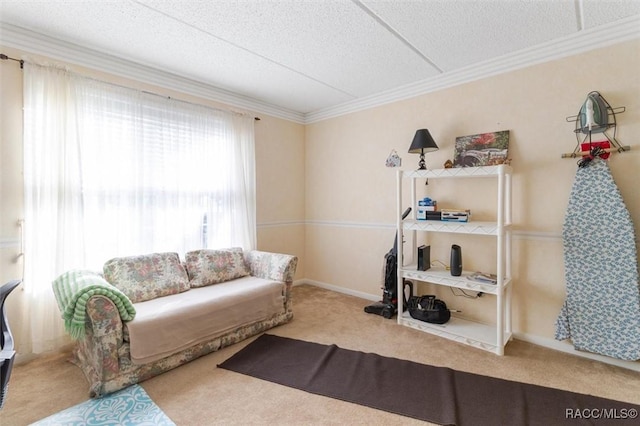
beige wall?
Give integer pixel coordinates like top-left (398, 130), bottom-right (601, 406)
top-left (0, 45), bottom-right (306, 355)
top-left (305, 39), bottom-right (640, 343)
top-left (0, 46), bottom-right (26, 353)
top-left (254, 116), bottom-right (305, 276)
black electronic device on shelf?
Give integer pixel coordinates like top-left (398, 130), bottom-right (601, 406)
top-left (450, 244), bottom-right (462, 276)
top-left (364, 207), bottom-right (414, 319)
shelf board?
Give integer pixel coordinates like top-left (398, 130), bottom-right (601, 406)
top-left (402, 165), bottom-right (512, 179)
top-left (400, 267), bottom-right (510, 294)
top-left (399, 311), bottom-right (511, 354)
top-left (402, 219), bottom-right (509, 235)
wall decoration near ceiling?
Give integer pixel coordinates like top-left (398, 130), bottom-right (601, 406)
top-left (562, 91), bottom-right (630, 160)
top-left (453, 130), bottom-right (510, 168)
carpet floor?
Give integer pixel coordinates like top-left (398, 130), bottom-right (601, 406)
top-left (2, 284), bottom-right (640, 425)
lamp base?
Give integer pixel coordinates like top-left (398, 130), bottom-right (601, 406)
top-left (418, 153), bottom-right (430, 184)
top-left (417, 153), bottom-right (426, 170)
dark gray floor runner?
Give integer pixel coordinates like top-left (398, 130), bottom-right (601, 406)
top-left (218, 334), bottom-right (639, 425)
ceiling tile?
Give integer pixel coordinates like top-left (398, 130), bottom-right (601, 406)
top-left (582, 0), bottom-right (640, 28)
top-left (138, 0), bottom-right (441, 97)
top-left (0, 0), bottom-right (353, 112)
top-left (362, 0), bottom-right (577, 71)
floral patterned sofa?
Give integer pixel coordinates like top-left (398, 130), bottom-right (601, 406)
top-left (56, 248), bottom-right (297, 397)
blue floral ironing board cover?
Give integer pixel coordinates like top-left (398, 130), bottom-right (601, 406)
top-left (555, 158), bottom-right (640, 360)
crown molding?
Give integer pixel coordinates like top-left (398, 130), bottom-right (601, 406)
top-left (304, 14), bottom-right (640, 124)
top-left (0, 23), bottom-right (306, 124)
top-left (2, 14), bottom-right (638, 126)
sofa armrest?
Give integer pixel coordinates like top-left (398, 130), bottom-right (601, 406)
top-left (79, 295), bottom-right (125, 382)
top-left (244, 250), bottom-right (298, 282)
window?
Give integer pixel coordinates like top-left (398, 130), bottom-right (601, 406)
top-left (22, 63), bottom-right (255, 353)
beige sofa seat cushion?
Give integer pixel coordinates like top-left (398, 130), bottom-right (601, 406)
top-left (125, 276), bottom-right (285, 364)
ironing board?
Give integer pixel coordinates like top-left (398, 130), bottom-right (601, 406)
top-left (555, 158), bottom-right (640, 360)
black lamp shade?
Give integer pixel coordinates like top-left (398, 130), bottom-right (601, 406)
top-left (408, 129), bottom-right (439, 154)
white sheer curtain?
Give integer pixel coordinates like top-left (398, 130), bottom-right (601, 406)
top-left (22, 62), bottom-right (256, 354)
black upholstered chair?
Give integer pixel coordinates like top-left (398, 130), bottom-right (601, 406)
top-left (1, 280), bottom-right (20, 409)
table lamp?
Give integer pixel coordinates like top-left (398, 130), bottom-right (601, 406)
top-left (408, 129), bottom-right (439, 170)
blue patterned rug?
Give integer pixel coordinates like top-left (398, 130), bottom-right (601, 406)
top-left (30, 385), bottom-right (175, 426)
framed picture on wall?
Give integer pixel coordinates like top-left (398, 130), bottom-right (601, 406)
top-left (453, 130), bottom-right (510, 167)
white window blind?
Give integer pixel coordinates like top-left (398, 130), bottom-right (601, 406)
top-left (22, 63), bottom-right (255, 353)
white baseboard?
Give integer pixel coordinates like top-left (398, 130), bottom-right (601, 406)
top-left (512, 332), bottom-right (640, 372)
top-left (295, 279), bottom-right (640, 372)
top-left (293, 279), bottom-right (379, 302)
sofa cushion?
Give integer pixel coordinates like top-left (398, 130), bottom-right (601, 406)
top-left (125, 276), bottom-right (285, 364)
top-left (103, 252), bottom-right (190, 303)
top-left (185, 247), bottom-right (250, 288)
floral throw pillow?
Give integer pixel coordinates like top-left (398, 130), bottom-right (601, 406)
top-left (185, 247), bottom-right (250, 287)
top-left (103, 252), bottom-right (190, 303)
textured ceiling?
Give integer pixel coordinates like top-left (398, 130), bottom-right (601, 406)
top-left (1, 0), bottom-right (639, 120)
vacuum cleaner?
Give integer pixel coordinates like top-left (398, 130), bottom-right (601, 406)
top-left (364, 207), bottom-right (414, 319)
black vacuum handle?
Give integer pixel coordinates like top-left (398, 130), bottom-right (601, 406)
top-left (401, 207), bottom-right (412, 220)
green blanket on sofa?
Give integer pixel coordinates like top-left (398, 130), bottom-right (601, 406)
top-left (53, 270), bottom-right (136, 339)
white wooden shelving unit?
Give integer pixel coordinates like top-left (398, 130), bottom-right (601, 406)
top-left (396, 165), bottom-right (513, 355)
